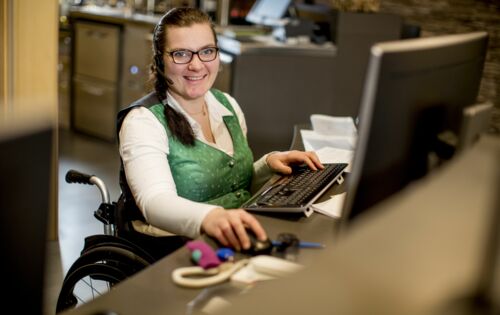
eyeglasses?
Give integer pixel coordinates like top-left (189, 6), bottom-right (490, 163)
top-left (165, 47), bottom-right (219, 64)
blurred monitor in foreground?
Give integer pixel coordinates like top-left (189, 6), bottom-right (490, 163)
top-left (0, 120), bottom-right (54, 314)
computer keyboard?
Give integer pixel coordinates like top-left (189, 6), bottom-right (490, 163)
top-left (243, 163), bottom-right (348, 214)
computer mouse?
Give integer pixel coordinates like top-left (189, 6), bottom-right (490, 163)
top-left (243, 229), bottom-right (273, 255)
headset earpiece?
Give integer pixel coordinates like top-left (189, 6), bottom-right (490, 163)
top-left (152, 10), bottom-right (174, 85)
top-left (155, 54), bottom-right (163, 71)
top-left (154, 54), bottom-right (173, 85)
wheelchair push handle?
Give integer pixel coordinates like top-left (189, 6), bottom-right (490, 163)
top-left (65, 169), bottom-right (111, 204)
top-left (66, 169), bottom-right (94, 185)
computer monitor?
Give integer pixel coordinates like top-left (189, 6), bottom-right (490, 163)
top-left (0, 121), bottom-right (54, 314)
top-left (342, 31), bottom-right (489, 226)
top-left (245, 0), bottom-right (292, 26)
top-left (293, 3), bottom-right (336, 43)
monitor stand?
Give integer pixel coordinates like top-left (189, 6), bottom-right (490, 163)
top-left (436, 102), bottom-right (493, 154)
top-left (458, 102), bottom-right (494, 151)
top-left (433, 101), bottom-right (493, 165)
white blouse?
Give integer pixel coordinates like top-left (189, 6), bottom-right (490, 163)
top-left (119, 91), bottom-right (272, 238)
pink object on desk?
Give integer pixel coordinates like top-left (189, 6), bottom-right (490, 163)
top-left (186, 240), bottom-right (221, 269)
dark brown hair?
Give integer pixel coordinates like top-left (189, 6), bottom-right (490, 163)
top-left (150, 7), bottom-right (217, 145)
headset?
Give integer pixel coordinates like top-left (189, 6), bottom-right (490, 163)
top-left (152, 10), bottom-right (174, 85)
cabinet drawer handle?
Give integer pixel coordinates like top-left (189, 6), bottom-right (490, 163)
top-left (85, 29), bottom-right (109, 39)
top-left (81, 84), bottom-right (105, 96)
top-left (95, 31), bottom-right (108, 39)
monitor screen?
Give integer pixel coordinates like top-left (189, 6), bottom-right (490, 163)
top-left (245, 0), bottom-right (292, 26)
top-left (342, 31), bottom-right (489, 226)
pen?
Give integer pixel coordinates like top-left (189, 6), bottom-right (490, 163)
top-left (271, 240), bottom-right (325, 249)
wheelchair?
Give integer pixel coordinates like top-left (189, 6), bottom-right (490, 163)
top-left (56, 169), bottom-right (186, 313)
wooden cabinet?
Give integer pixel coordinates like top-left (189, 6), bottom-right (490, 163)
top-left (72, 21), bottom-right (121, 141)
top-left (70, 13), bottom-right (154, 141)
top-left (120, 24), bottom-right (153, 109)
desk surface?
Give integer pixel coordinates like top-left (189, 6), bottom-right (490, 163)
top-left (61, 125), bottom-right (343, 315)
top-left (61, 210), bottom-right (341, 315)
top-left (217, 34), bottom-right (337, 56)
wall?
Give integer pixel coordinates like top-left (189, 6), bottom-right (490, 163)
top-left (0, 0), bottom-right (59, 240)
top-left (378, 0), bottom-right (500, 133)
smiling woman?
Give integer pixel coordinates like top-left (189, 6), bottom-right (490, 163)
top-left (116, 7), bottom-right (323, 259)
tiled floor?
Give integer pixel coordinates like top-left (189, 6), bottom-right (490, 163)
top-left (45, 128), bottom-right (120, 314)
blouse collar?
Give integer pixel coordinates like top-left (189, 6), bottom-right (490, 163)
top-left (164, 91), bottom-right (233, 122)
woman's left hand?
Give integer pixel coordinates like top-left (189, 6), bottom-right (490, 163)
top-left (266, 150), bottom-right (323, 174)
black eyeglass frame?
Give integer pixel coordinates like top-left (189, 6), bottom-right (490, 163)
top-left (165, 47), bottom-right (220, 64)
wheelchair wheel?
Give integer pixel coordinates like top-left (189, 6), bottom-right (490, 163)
top-left (56, 262), bottom-right (126, 313)
top-left (65, 245), bottom-right (152, 278)
top-left (57, 246), bottom-right (152, 313)
top-left (81, 234), bottom-right (156, 264)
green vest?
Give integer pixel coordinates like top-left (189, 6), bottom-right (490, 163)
top-left (148, 89), bottom-right (254, 209)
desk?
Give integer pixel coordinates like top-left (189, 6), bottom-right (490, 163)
top-left (60, 212), bottom-right (341, 315)
top-left (61, 134), bottom-right (500, 315)
top-left (61, 126), bottom-right (345, 315)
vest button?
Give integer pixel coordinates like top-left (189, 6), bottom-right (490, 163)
top-left (228, 160), bottom-right (235, 167)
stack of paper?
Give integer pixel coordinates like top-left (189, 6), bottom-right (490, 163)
top-left (301, 114), bottom-right (357, 170)
top-left (311, 114), bottom-right (357, 138)
top-left (310, 192), bottom-right (347, 218)
top-left (302, 114), bottom-right (357, 218)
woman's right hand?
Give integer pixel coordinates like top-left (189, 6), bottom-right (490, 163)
top-left (201, 207), bottom-right (267, 251)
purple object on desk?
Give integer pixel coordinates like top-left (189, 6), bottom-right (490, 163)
top-left (186, 240), bottom-right (221, 269)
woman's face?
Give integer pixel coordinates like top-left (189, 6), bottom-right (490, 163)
top-left (163, 23), bottom-right (219, 103)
